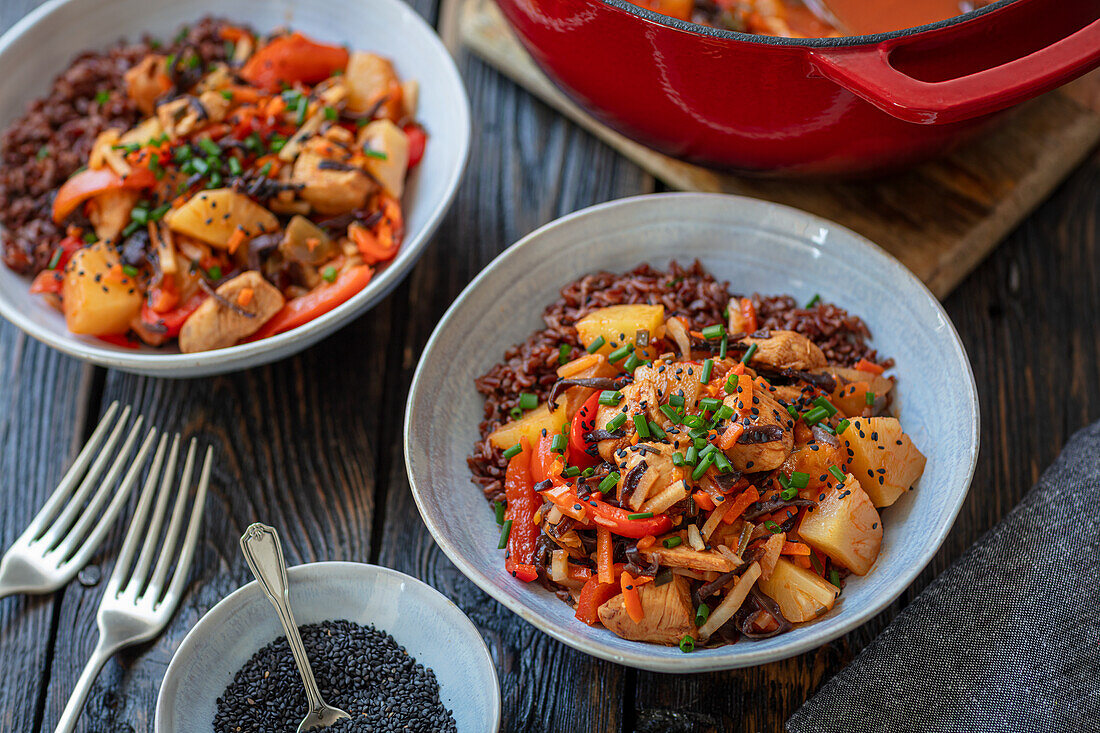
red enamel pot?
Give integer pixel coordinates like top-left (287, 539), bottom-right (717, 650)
top-left (493, 0), bottom-right (1100, 176)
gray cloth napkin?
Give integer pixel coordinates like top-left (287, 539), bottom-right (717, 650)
top-left (786, 420), bottom-right (1100, 733)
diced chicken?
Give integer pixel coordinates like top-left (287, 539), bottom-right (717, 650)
top-left (741, 330), bottom-right (827, 371)
top-left (641, 544), bottom-right (739, 573)
top-left (614, 443), bottom-right (686, 511)
top-left (634, 360), bottom-right (704, 424)
top-left (597, 574), bottom-right (697, 645)
top-left (721, 382), bottom-right (794, 472)
top-left (197, 90), bottom-right (231, 123)
top-left (156, 96), bottom-right (206, 139)
top-left (124, 55), bottom-right (170, 115)
top-left (178, 271), bottom-right (284, 353)
top-left (86, 189), bottom-right (139, 243)
top-left (291, 137), bottom-right (375, 215)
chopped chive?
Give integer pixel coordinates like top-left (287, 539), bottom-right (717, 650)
top-left (714, 453), bottom-right (733, 474)
top-left (581, 467), bottom-right (595, 477)
top-left (663, 536), bottom-right (682, 549)
top-left (633, 415), bottom-right (650, 438)
top-left (719, 333), bottom-right (729, 359)
top-left (805, 294), bottom-right (821, 308)
top-left (695, 603), bottom-right (710, 627)
top-left (321, 266), bottom-right (337, 283)
top-left (698, 397), bottom-right (722, 413)
top-left (509, 406), bottom-right (522, 419)
top-left (497, 519), bottom-right (512, 549)
top-left (121, 221), bottom-right (141, 238)
top-left (191, 157), bottom-right (209, 175)
top-left (608, 343), bottom-right (632, 363)
top-left (121, 264), bottom-right (138, 278)
top-left (802, 406), bottom-right (829, 426)
top-left (558, 343), bottom-right (571, 365)
top-left (836, 419), bottom-right (851, 434)
top-left (46, 248), bottom-right (63, 270)
top-left (691, 452), bottom-right (715, 480)
top-left (701, 323), bottom-right (725, 340)
top-left (586, 336), bottom-right (606, 353)
top-left (724, 373), bottom-right (739, 394)
top-left (244, 132), bottom-right (263, 152)
top-left (715, 405), bottom-right (734, 422)
top-left (622, 353), bottom-right (643, 373)
top-left (598, 472), bottom-right (620, 494)
top-left (493, 500), bottom-right (506, 525)
top-left (790, 471), bottom-right (810, 489)
top-left (220, 89), bottom-right (234, 101)
top-left (764, 520), bottom-right (781, 533)
top-left (258, 161), bottom-right (273, 177)
top-left (810, 551), bottom-right (825, 574)
top-left (36, 145), bottom-right (49, 161)
top-left (813, 396), bottom-right (838, 416)
top-left (206, 265), bottom-right (222, 281)
top-left (786, 404), bottom-right (799, 419)
top-left (599, 390), bottom-right (622, 406)
top-left (362, 148), bottom-right (388, 160)
top-left (780, 486), bottom-right (798, 501)
top-left (672, 452), bottom-right (686, 467)
top-left (628, 512), bottom-right (653, 520)
top-left (82, 231), bottom-right (97, 243)
top-left (503, 443), bottom-right (522, 461)
top-left (269, 136), bottom-right (286, 154)
top-left (296, 95), bottom-right (309, 125)
top-left (669, 394), bottom-right (685, 408)
top-left (679, 635), bottom-right (695, 653)
top-left (659, 404), bottom-right (682, 424)
top-left (518, 393), bottom-right (538, 411)
top-left (648, 421), bottom-right (666, 440)
top-left (699, 359), bottom-right (713, 384)
top-left (94, 90), bottom-right (110, 107)
top-left (173, 145), bottom-right (192, 162)
top-left (829, 568), bottom-right (841, 589)
top-left (684, 446), bottom-right (698, 466)
top-left (562, 466), bottom-right (580, 478)
top-left (741, 343), bottom-right (758, 365)
top-left (778, 472), bottom-right (791, 491)
top-left (227, 156), bottom-right (243, 176)
top-left (682, 414), bottom-right (706, 430)
top-left (198, 137), bottom-right (221, 157)
top-left (607, 412), bottom-right (627, 432)
top-left (323, 106), bottom-right (337, 121)
top-left (829, 465), bottom-right (847, 482)
top-left (130, 207), bottom-right (149, 224)
top-left (866, 390), bottom-right (876, 406)
top-left (698, 443), bottom-right (717, 458)
top-left (550, 434), bottom-right (567, 454)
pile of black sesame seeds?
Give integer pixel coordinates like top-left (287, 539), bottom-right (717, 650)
top-left (214, 619), bottom-right (457, 732)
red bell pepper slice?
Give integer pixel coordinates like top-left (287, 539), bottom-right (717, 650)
top-left (568, 391), bottom-right (602, 470)
top-left (404, 123), bottom-right (427, 168)
top-left (504, 439), bottom-right (540, 582)
top-left (240, 32), bottom-right (350, 92)
top-left (52, 167), bottom-right (157, 223)
top-left (530, 433), bottom-right (559, 485)
top-left (249, 265), bottom-right (373, 341)
top-left (574, 562), bottom-right (626, 626)
top-left (139, 292), bottom-right (207, 339)
top-left (588, 498), bottom-right (672, 539)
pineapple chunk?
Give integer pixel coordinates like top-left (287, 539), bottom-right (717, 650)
top-left (781, 442), bottom-right (848, 497)
top-left (357, 120), bottom-right (409, 199)
top-left (813, 366), bottom-right (893, 416)
top-left (344, 52), bottom-right (403, 119)
top-left (62, 244), bottom-right (143, 335)
top-left (841, 417), bottom-right (926, 507)
top-left (488, 403), bottom-right (568, 451)
top-left (575, 304), bottom-right (664, 361)
top-left (165, 189), bottom-right (279, 248)
top-left (758, 558), bottom-right (839, 623)
top-left (799, 473), bottom-right (882, 576)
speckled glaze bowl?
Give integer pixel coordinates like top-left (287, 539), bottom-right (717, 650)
top-left (155, 562), bottom-right (500, 732)
top-left (405, 193), bottom-right (979, 673)
top-left (0, 0), bottom-right (470, 377)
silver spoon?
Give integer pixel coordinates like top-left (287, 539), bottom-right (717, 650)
top-left (240, 523), bottom-right (351, 732)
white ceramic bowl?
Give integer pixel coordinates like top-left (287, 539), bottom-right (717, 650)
top-left (155, 562), bottom-right (500, 732)
top-left (405, 193), bottom-right (980, 672)
top-left (0, 0), bottom-right (470, 377)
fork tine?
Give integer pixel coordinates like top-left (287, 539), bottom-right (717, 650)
top-left (26, 403), bottom-right (127, 541)
top-left (105, 432), bottom-right (169, 596)
top-left (146, 439), bottom-right (197, 599)
top-left (128, 434), bottom-right (180, 597)
top-left (39, 413), bottom-right (145, 551)
top-left (163, 446), bottom-right (212, 606)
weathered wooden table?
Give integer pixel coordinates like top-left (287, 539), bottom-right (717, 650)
top-left (1, 1), bottom-right (1098, 731)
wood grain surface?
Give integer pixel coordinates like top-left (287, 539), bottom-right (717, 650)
top-left (0, 0), bottom-right (1097, 731)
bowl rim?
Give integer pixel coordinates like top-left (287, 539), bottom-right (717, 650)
top-left (404, 191), bottom-right (980, 672)
top-left (154, 560), bottom-right (502, 732)
top-left (0, 0), bottom-right (471, 376)
top-left (598, 0), bottom-right (1018, 49)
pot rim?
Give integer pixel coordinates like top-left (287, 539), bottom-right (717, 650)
top-left (599, 0), bottom-right (1018, 48)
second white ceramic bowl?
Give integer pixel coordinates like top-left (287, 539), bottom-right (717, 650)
top-left (405, 192), bottom-right (979, 673)
top-left (0, 0), bottom-right (470, 376)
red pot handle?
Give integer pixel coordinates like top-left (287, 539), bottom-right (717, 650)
top-left (810, 15), bottom-right (1100, 125)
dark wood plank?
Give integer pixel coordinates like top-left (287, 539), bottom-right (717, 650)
top-left (0, 328), bottom-right (92, 733)
top-left (375, 52), bottom-right (654, 733)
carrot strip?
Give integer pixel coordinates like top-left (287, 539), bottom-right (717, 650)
top-left (854, 358), bottom-right (885, 375)
top-left (721, 485), bottom-right (760, 525)
top-left (692, 490), bottom-right (715, 512)
top-left (227, 226), bottom-right (248, 255)
top-left (717, 422), bottom-right (745, 451)
top-left (781, 541), bottom-right (811, 556)
top-left (596, 525), bottom-right (614, 585)
top-left (636, 535), bottom-right (656, 552)
top-left (621, 571), bottom-right (645, 624)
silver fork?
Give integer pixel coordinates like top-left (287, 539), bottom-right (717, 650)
top-left (0, 402), bottom-right (155, 598)
top-left (53, 434), bottom-right (213, 733)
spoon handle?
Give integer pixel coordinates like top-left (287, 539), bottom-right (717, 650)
top-left (240, 522), bottom-right (326, 713)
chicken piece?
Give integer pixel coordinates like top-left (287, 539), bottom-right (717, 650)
top-left (86, 189), bottom-right (139, 243)
top-left (741, 330), bottom-right (827, 371)
top-left (722, 382), bottom-right (794, 472)
top-left (597, 574), bottom-right (697, 645)
top-left (641, 544), bottom-right (739, 573)
top-left (197, 90), bottom-right (231, 124)
top-left (291, 137), bottom-right (375, 215)
top-left (634, 359), bottom-right (705, 424)
top-left (613, 443), bottom-right (687, 511)
top-left (592, 382), bottom-right (643, 462)
top-left (124, 55), bottom-right (170, 115)
top-left (156, 96), bottom-right (206, 139)
top-left (178, 271), bottom-right (284, 353)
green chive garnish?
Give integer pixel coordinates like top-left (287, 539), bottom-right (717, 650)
top-left (684, 446), bottom-right (698, 466)
top-left (813, 396), bottom-right (838, 416)
top-left (836, 419), bottom-right (851, 435)
top-left (648, 421), bottom-right (666, 440)
top-left (121, 264), bottom-right (138, 278)
top-left (198, 137), bottom-right (221, 157)
top-left (715, 405), bottom-right (734, 421)
top-left (228, 156), bottom-right (243, 176)
top-left (296, 95), bottom-right (308, 125)
top-left (698, 397), bottom-right (721, 413)
top-left (633, 415), bottom-right (650, 438)
top-left (764, 520), bottom-right (781, 533)
top-left (741, 343), bottom-right (758, 364)
top-left (719, 333), bottom-right (728, 359)
top-left (550, 434), bottom-right (567, 453)
top-left (206, 265), bottom-right (222, 281)
top-left (701, 324), bottom-right (725, 340)
top-left (866, 390), bottom-right (876, 406)
top-left (82, 232), bottom-right (97, 243)
top-left (598, 472), bottom-right (619, 494)
top-left (790, 471), bottom-right (810, 489)
top-left (36, 146), bottom-right (49, 161)
top-left (699, 359), bottom-right (713, 384)
top-left (497, 519), bottom-right (512, 549)
top-left (558, 343), bottom-right (571, 365)
top-left (518, 393), bottom-right (538, 411)
top-left (509, 407), bottom-right (522, 419)
top-left (805, 294), bottom-right (821, 308)
top-left (714, 453), bottom-right (733, 474)
top-left (502, 443), bottom-right (522, 460)
top-left (663, 536), bottom-right (682, 549)
top-left (780, 486), bottom-right (798, 501)
top-left (323, 106), bottom-right (338, 121)
top-left (598, 390), bottom-right (622, 406)
top-left (622, 353), bottom-right (642, 373)
top-left (682, 414), bottom-right (706, 430)
top-left (586, 336), bottom-right (606, 354)
top-left (679, 635), bottom-right (695, 653)
top-left (321, 266), bottom-right (337, 283)
top-left (220, 89), bottom-right (234, 101)
top-left (810, 551), bottom-right (825, 574)
top-left (724, 373), bottom-right (739, 394)
top-left (258, 161), bottom-right (273, 178)
top-left (628, 512), bottom-right (653, 520)
top-left (493, 500), bottom-right (506, 525)
top-left (786, 404), bottom-right (799, 419)
top-left (669, 394), bottom-right (685, 408)
top-left (672, 452), bottom-right (685, 467)
top-left (695, 603), bottom-right (710, 627)
top-left (608, 343), bottom-right (632, 363)
top-left (562, 466), bottom-right (580, 478)
top-left (802, 406), bottom-right (829, 426)
top-left (607, 412), bottom-right (627, 432)
top-left (362, 148), bottom-right (388, 160)
top-left (829, 568), bottom-right (841, 589)
top-left (659, 404), bottom-right (682, 424)
top-left (829, 466), bottom-right (847, 482)
top-left (691, 453), bottom-right (715, 480)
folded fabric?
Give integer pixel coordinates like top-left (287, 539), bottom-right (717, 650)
top-left (787, 420), bottom-right (1100, 733)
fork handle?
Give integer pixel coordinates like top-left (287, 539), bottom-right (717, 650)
top-left (54, 639), bottom-right (115, 733)
top-left (240, 523), bottom-right (327, 714)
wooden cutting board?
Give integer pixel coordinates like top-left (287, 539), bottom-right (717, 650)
top-left (447, 0), bottom-right (1100, 298)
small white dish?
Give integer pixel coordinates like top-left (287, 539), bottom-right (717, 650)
top-left (155, 561), bottom-right (500, 732)
top-left (405, 192), bottom-right (980, 673)
top-left (0, 0), bottom-right (470, 376)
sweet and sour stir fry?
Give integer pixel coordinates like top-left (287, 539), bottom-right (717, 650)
top-left (12, 20), bottom-right (425, 352)
top-left (472, 265), bottom-right (926, 649)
